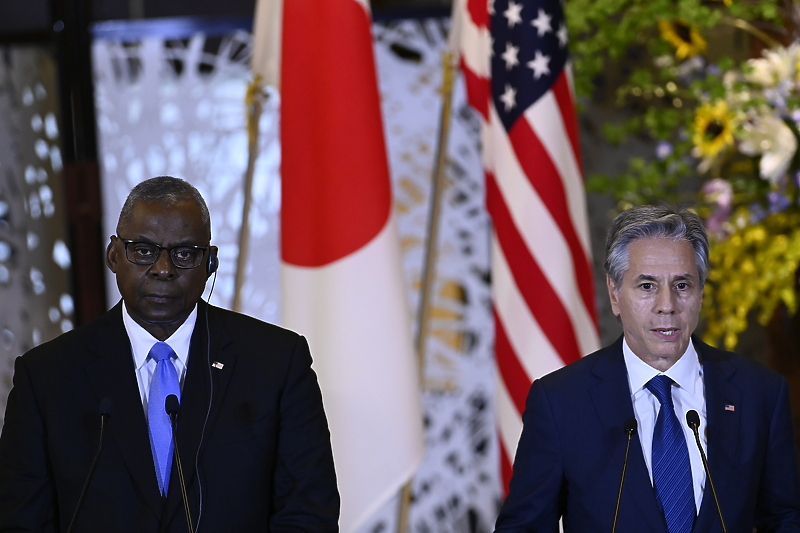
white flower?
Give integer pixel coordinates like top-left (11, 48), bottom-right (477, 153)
top-left (722, 70), bottom-right (739, 90)
top-left (745, 45), bottom-right (798, 88)
top-left (746, 58), bottom-right (779, 87)
top-left (738, 113), bottom-right (798, 185)
top-left (654, 55), bottom-right (674, 69)
top-left (676, 55), bottom-right (705, 78)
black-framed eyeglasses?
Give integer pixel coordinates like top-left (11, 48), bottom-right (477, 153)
top-left (119, 239), bottom-right (208, 269)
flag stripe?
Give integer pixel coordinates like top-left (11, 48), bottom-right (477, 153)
top-left (525, 79), bottom-right (592, 259)
top-left (459, 3), bottom-right (490, 77)
top-left (496, 370), bottom-right (525, 459)
top-left (466, 0), bottom-right (489, 30)
top-left (486, 172), bottom-right (582, 365)
top-left (510, 105), bottom-right (596, 326)
top-left (487, 110), bottom-right (594, 344)
top-left (460, 57), bottom-right (490, 120)
top-left (551, 71), bottom-right (581, 172)
top-left (491, 237), bottom-right (564, 380)
top-left (499, 427), bottom-right (515, 496)
top-left (494, 310), bottom-right (534, 414)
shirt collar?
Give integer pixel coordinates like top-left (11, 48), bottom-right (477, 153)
top-left (623, 336), bottom-right (701, 396)
top-left (122, 302), bottom-right (197, 370)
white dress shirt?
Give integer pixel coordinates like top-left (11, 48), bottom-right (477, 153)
top-left (623, 337), bottom-right (707, 511)
top-left (122, 302), bottom-right (197, 420)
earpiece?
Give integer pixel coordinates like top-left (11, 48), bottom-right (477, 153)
top-left (206, 252), bottom-right (218, 276)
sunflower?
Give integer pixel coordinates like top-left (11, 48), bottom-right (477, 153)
top-left (658, 20), bottom-right (707, 59)
top-left (692, 101), bottom-right (736, 161)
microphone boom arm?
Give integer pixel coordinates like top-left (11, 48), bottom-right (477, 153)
top-left (612, 418), bottom-right (637, 533)
top-left (686, 410), bottom-right (728, 533)
top-left (166, 394), bottom-right (195, 533)
top-left (67, 399), bottom-right (112, 533)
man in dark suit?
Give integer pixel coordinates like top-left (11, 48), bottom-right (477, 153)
top-left (495, 205), bottom-right (800, 533)
top-left (0, 176), bottom-right (339, 532)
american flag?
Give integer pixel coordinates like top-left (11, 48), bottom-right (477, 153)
top-left (454, 0), bottom-right (600, 491)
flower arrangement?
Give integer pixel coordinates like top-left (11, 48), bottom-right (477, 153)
top-left (564, 0), bottom-right (800, 350)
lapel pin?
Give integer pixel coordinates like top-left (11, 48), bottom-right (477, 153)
top-left (212, 361), bottom-right (224, 370)
top-left (724, 404), bottom-right (735, 412)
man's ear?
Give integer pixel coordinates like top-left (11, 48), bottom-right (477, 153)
top-left (606, 275), bottom-right (620, 317)
top-left (106, 237), bottom-right (119, 273)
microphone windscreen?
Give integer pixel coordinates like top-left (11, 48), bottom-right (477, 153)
top-left (165, 394), bottom-right (180, 416)
top-left (624, 417), bottom-right (637, 433)
top-left (99, 397), bottom-right (113, 416)
top-left (686, 409), bottom-right (701, 429)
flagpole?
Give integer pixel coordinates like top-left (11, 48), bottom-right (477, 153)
top-left (233, 79), bottom-right (264, 312)
top-left (244, 0), bottom-right (282, 313)
top-left (397, 48), bottom-right (458, 533)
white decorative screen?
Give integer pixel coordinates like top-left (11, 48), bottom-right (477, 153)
top-left (0, 45), bottom-right (75, 425)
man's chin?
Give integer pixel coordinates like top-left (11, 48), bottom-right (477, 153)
top-left (649, 344), bottom-right (689, 365)
top-left (131, 309), bottom-right (187, 328)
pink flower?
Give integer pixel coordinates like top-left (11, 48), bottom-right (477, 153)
top-left (702, 178), bottom-right (733, 237)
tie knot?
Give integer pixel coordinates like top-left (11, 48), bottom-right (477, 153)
top-left (645, 374), bottom-right (675, 407)
top-left (149, 342), bottom-right (175, 363)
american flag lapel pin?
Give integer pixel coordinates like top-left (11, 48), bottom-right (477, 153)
top-left (212, 361), bottom-right (224, 370)
top-left (724, 404), bottom-right (735, 412)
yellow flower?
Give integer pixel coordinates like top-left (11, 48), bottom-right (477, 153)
top-left (692, 101), bottom-right (736, 160)
top-left (658, 20), bottom-right (707, 59)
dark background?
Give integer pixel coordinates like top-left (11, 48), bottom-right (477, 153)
top-left (0, 0), bottom-right (450, 38)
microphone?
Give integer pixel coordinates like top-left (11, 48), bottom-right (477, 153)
top-left (67, 398), bottom-right (112, 533)
top-left (611, 417), bottom-right (637, 533)
top-left (686, 410), bottom-right (727, 533)
top-left (166, 394), bottom-right (194, 533)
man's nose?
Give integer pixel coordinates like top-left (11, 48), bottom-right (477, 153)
top-left (150, 248), bottom-right (176, 277)
top-left (655, 287), bottom-right (676, 314)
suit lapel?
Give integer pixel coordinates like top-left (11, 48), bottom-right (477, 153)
top-left (588, 340), bottom-right (668, 533)
top-left (83, 303), bottom-right (164, 518)
top-left (692, 340), bottom-right (741, 533)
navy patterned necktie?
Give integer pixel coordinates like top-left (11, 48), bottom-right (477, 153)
top-left (147, 342), bottom-right (180, 496)
top-left (645, 375), bottom-right (695, 533)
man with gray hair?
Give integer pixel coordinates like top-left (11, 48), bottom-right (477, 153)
top-left (495, 204), bottom-right (800, 532)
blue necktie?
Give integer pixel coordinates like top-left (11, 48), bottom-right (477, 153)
top-left (645, 375), bottom-right (695, 533)
top-left (147, 342), bottom-right (180, 496)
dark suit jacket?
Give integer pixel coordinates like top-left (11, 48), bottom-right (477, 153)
top-left (0, 301), bottom-right (340, 532)
top-left (495, 336), bottom-right (800, 533)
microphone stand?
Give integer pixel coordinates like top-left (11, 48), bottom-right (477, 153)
top-left (611, 418), bottom-right (637, 533)
top-left (166, 394), bottom-right (194, 533)
top-left (67, 398), bottom-right (112, 533)
top-left (686, 410), bottom-right (727, 533)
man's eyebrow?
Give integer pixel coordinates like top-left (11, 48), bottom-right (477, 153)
top-left (633, 273), bottom-right (696, 282)
top-left (125, 235), bottom-right (201, 245)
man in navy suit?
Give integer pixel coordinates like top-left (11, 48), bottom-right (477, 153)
top-left (495, 205), bottom-right (800, 533)
top-left (0, 176), bottom-right (339, 532)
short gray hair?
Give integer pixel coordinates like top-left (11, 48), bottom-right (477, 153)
top-left (604, 205), bottom-right (709, 289)
top-left (117, 176), bottom-right (211, 238)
